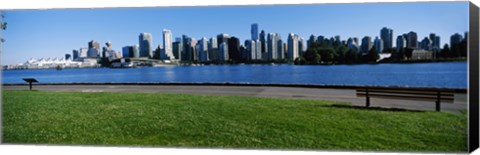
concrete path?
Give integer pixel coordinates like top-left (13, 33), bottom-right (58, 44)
top-left (2, 85), bottom-right (467, 114)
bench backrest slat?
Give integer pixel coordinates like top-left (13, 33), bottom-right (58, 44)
top-left (355, 87), bottom-right (455, 103)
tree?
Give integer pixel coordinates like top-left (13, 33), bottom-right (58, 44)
top-left (303, 48), bottom-right (321, 64)
top-left (364, 47), bottom-right (379, 62)
top-left (345, 48), bottom-right (359, 63)
top-left (441, 44), bottom-right (451, 58)
top-left (318, 47), bottom-right (336, 63)
top-left (335, 45), bottom-right (348, 63)
top-left (1, 12), bottom-right (6, 44)
top-left (404, 48), bottom-right (414, 59)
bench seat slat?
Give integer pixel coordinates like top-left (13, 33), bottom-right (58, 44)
top-left (356, 89), bottom-right (454, 96)
top-left (356, 92), bottom-right (454, 100)
top-left (357, 94), bottom-right (454, 103)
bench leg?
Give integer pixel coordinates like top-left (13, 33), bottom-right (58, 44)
top-left (366, 97), bottom-right (370, 107)
top-left (435, 101), bottom-right (440, 112)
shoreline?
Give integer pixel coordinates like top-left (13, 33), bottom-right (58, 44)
top-left (1, 82), bottom-right (467, 93)
top-left (2, 60), bottom-right (467, 70)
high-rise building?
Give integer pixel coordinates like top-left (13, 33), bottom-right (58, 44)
top-left (276, 34), bottom-right (284, 60)
top-left (65, 54), bottom-right (71, 61)
top-left (161, 29), bottom-right (174, 60)
top-left (246, 40), bottom-right (255, 60)
top-left (198, 37), bottom-right (209, 62)
top-left (429, 33), bottom-right (441, 52)
top-left (219, 42), bottom-right (229, 61)
top-left (79, 48), bottom-right (88, 58)
top-left (122, 46), bottom-right (132, 58)
top-left (298, 37), bottom-right (305, 56)
top-left (228, 36), bottom-right (241, 62)
top-left (374, 37), bottom-right (384, 53)
top-left (450, 33), bottom-right (463, 47)
top-left (347, 38), bottom-right (360, 51)
top-left (267, 33), bottom-right (278, 60)
top-left (139, 33), bottom-right (153, 58)
top-left (72, 49), bottom-right (79, 60)
top-left (172, 42), bottom-right (181, 60)
top-left (288, 33), bottom-right (299, 61)
top-left (132, 44), bottom-right (140, 58)
top-left (255, 39), bottom-right (262, 60)
top-left (208, 37), bottom-right (218, 61)
top-left (307, 34), bottom-right (317, 48)
top-left (380, 27), bottom-right (393, 50)
top-left (396, 35), bottom-right (406, 52)
top-left (259, 30), bottom-right (266, 53)
top-left (251, 23), bottom-right (259, 41)
top-left (361, 36), bottom-right (373, 53)
top-left (420, 37), bottom-right (431, 50)
top-left (406, 31), bottom-right (418, 49)
top-left (87, 40), bottom-right (100, 58)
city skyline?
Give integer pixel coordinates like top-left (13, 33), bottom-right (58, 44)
top-left (1, 2), bottom-right (469, 64)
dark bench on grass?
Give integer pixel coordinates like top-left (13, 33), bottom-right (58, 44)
top-left (356, 87), bottom-right (455, 112)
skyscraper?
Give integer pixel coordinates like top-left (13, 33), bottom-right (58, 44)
top-left (161, 29), bottom-right (174, 60)
top-left (288, 33), bottom-right (299, 61)
top-left (87, 40), bottom-right (100, 58)
top-left (259, 30), bottom-right (266, 53)
top-left (396, 35), bottom-right (406, 52)
top-left (420, 37), bottom-right (431, 50)
top-left (122, 46), bottom-right (132, 58)
top-left (298, 37), bottom-right (305, 56)
top-left (219, 42), bottom-right (229, 61)
top-left (72, 49), bottom-right (79, 60)
top-left (208, 37), bottom-right (218, 61)
top-left (429, 33), bottom-right (441, 52)
top-left (374, 37), bottom-right (384, 53)
top-left (307, 34), bottom-right (316, 48)
top-left (139, 33), bottom-right (153, 58)
top-left (267, 33), bottom-right (278, 60)
top-left (406, 31), bottom-right (418, 49)
top-left (450, 33), bottom-right (463, 47)
top-left (251, 23), bottom-right (259, 41)
top-left (276, 34), bottom-right (284, 60)
top-left (227, 36), bottom-right (241, 62)
top-left (198, 37), bottom-right (209, 62)
top-left (361, 36), bottom-right (373, 53)
top-left (380, 27), bottom-right (393, 51)
top-left (255, 39), bottom-right (262, 60)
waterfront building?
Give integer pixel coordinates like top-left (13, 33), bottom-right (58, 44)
top-left (122, 46), bottom-right (132, 58)
top-left (172, 42), bottom-right (181, 60)
top-left (251, 23), bottom-right (259, 41)
top-left (198, 37), bottom-right (209, 62)
top-left (361, 36), bottom-right (373, 53)
top-left (396, 35), bottom-right (406, 52)
top-left (429, 33), bottom-right (441, 53)
top-left (259, 30), bottom-right (266, 53)
top-left (139, 32), bottom-right (153, 58)
top-left (87, 40), bottom-right (100, 58)
top-left (287, 33), bottom-right (299, 61)
top-left (420, 37), bottom-right (432, 50)
top-left (132, 44), bottom-right (139, 58)
top-left (65, 54), bottom-right (71, 61)
top-left (72, 49), bottom-right (79, 60)
top-left (347, 38), bottom-right (360, 52)
top-left (247, 40), bottom-right (256, 60)
top-left (161, 29), bottom-right (174, 60)
top-left (299, 37), bottom-right (305, 55)
top-left (307, 34), bottom-right (316, 48)
top-left (411, 49), bottom-right (433, 60)
top-left (227, 36), bottom-right (241, 62)
top-left (79, 48), bottom-right (88, 58)
top-left (267, 33), bottom-right (278, 60)
top-left (450, 33), bottom-right (463, 47)
top-left (406, 31), bottom-right (418, 49)
top-left (208, 37), bottom-right (218, 61)
top-left (276, 35), bottom-right (284, 60)
top-left (374, 37), bottom-right (384, 53)
top-left (380, 27), bottom-right (393, 50)
top-left (219, 42), bottom-right (229, 61)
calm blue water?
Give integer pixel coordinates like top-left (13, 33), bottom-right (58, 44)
top-left (1, 62), bottom-right (467, 89)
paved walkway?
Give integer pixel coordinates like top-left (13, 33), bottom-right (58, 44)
top-left (2, 85), bottom-right (467, 113)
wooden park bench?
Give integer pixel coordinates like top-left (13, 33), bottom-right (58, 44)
top-left (356, 87), bottom-right (455, 112)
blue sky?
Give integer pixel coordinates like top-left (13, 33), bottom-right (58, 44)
top-left (1, 1), bottom-right (469, 65)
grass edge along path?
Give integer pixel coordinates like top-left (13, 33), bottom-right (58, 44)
top-left (2, 90), bottom-right (468, 152)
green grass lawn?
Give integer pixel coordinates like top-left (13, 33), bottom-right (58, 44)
top-left (2, 90), bottom-right (467, 152)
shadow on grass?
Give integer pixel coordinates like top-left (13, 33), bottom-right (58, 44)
top-left (321, 104), bottom-right (426, 113)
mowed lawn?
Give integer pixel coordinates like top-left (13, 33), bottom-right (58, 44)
top-left (2, 90), bottom-right (467, 152)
